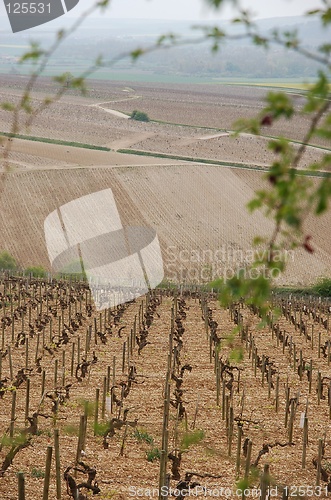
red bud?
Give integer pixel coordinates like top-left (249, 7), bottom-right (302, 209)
top-left (268, 174), bottom-right (277, 185)
top-left (261, 114), bottom-right (273, 126)
top-left (303, 235), bottom-right (314, 254)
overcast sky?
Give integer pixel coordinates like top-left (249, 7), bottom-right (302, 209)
top-left (72, 0), bottom-right (325, 20)
top-left (0, 0), bottom-right (325, 23)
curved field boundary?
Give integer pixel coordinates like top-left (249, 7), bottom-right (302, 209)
top-left (118, 148), bottom-right (331, 178)
top-left (118, 147), bottom-right (265, 170)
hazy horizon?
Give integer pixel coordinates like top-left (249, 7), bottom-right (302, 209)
top-left (66, 0), bottom-right (326, 21)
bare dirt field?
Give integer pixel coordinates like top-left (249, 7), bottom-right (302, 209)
top-left (0, 75), bottom-right (331, 500)
top-left (0, 77), bottom-right (329, 168)
top-left (0, 161), bottom-right (330, 286)
top-left (0, 76), bottom-right (330, 285)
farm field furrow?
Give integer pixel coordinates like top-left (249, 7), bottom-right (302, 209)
top-left (0, 162), bottom-right (330, 285)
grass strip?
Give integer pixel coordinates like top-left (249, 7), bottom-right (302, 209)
top-left (0, 132), bottom-right (111, 151)
top-left (118, 148), bottom-right (330, 178)
top-left (118, 148), bottom-right (265, 170)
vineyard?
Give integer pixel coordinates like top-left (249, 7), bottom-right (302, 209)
top-left (0, 275), bottom-right (330, 499)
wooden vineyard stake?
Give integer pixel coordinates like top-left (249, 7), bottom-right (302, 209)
top-left (42, 446), bottom-right (53, 500)
top-left (54, 429), bottom-right (61, 500)
top-left (101, 376), bottom-right (107, 419)
top-left (309, 359), bottom-right (312, 394)
top-left (71, 343), bottom-right (75, 377)
top-left (130, 328), bottom-right (134, 356)
top-left (93, 318), bottom-right (97, 346)
top-left (10, 390), bottom-right (16, 438)
top-left (127, 335), bottom-right (130, 372)
top-left (61, 351), bottom-right (65, 387)
top-left (209, 333), bottom-right (212, 364)
top-left (54, 359), bottom-right (58, 388)
top-left (316, 438), bottom-right (323, 486)
top-left (289, 336), bottom-right (293, 361)
top-left (245, 440), bottom-right (252, 478)
top-left (275, 375), bottom-right (279, 413)
top-left (94, 388), bottom-right (100, 436)
top-left (302, 415), bottom-right (308, 469)
top-left (82, 402), bottom-right (88, 452)
top-left (1, 323), bottom-right (4, 352)
top-left (24, 378), bottom-right (30, 422)
top-left (35, 331), bottom-right (40, 364)
top-left (8, 345), bottom-right (13, 381)
top-left (242, 440), bottom-right (253, 498)
top-left (222, 380), bottom-right (226, 420)
top-left (235, 424), bottom-right (242, 479)
top-left (85, 328), bottom-right (89, 355)
top-left (260, 463), bottom-right (270, 500)
top-left (24, 336), bottom-right (29, 370)
top-left (77, 336), bottom-right (81, 366)
top-left (111, 356), bottom-right (116, 413)
top-left (284, 387), bottom-right (290, 428)
top-left (225, 394), bottom-right (229, 430)
top-left (268, 365), bottom-right (272, 398)
top-left (248, 336), bottom-right (252, 358)
top-left (106, 365), bottom-right (111, 394)
top-left (228, 406), bottom-right (234, 457)
top-left (28, 306), bottom-right (31, 324)
top-left (159, 364), bottom-right (170, 500)
top-left (254, 348), bottom-right (258, 377)
top-left (298, 350), bottom-right (303, 380)
top-left (288, 400), bottom-right (295, 443)
top-left (17, 471), bottom-right (25, 500)
top-left (133, 318), bottom-right (136, 349)
top-left (49, 318), bottom-right (52, 343)
top-left (317, 371), bottom-right (322, 405)
top-left (75, 415), bottom-right (86, 465)
top-left (318, 331), bottom-right (321, 358)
